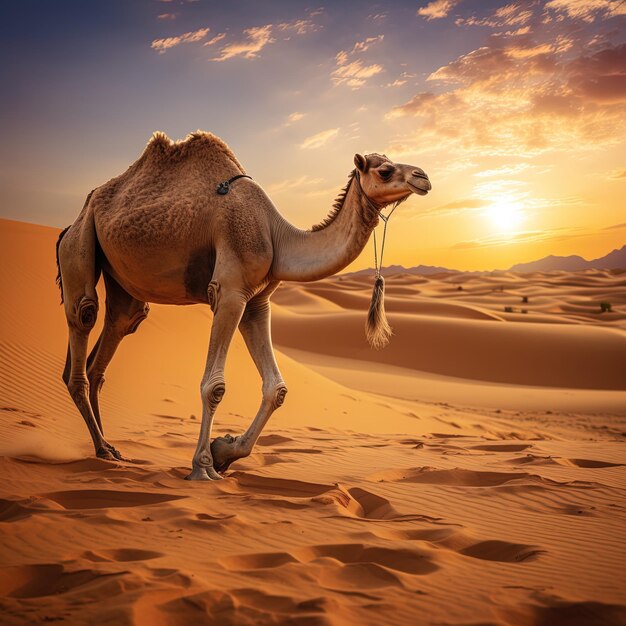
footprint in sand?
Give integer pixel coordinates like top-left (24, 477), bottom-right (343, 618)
top-left (471, 443), bottom-right (533, 452)
top-left (41, 489), bottom-right (186, 510)
top-left (368, 527), bottom-right (544, 563)
top-left (219, 542), bottom-right (438, 591)
top-left (505, 455), bottom-right (624, 469)
top-left (82, 548), bottom-right (164, 562)
top-left (368, 467), bottom-right (555, 487)
top-left (256, 434), bottom-right (294, 446)
top-left (229, 472), bottom-right (333, 498)
top-left (0, 564), bottom-right (124, 598)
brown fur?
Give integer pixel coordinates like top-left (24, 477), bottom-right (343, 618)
top-left (140, 130), bottom-right (246, 172)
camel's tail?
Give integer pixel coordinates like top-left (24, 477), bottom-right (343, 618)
top-left (55, 225), bottom-right (71, 304)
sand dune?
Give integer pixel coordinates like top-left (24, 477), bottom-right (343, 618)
top-left (1, 218), bottom-right (625, 625)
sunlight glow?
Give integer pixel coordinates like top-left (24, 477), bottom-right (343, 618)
top-left (484, 197), bottom-right (526, 233)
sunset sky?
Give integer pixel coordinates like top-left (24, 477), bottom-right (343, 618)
top-left (1, 0), bottom-right (625, 271)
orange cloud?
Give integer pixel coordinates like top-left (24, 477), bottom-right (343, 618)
top-left (203, 33), bottom-right (226, 47)
top-left (607, 168), bottom-right (626, 180)
top-left (452, 226), bottom-right (587, 249)
top-left (386, 41), bottom-right (626, 158)
top-left (267, 175), bottom-right (324, 194)
top-left (544, 0), bottom-right (626, 22)
top-left (331, 60), bottom-right (383, 88)
top-left (151, 27), bottom-right (210, 53)
top-left (210, 16), bottom-right (320, 62)
top-left (332, 36), bottom-right (384, 88)
top-left (286, 112), bottom-right (305, 123)
top-left (300, 128), bottom-right (339, 150)
top-left (211, 25), bottom-right (274, 61)
top-left (425, 198), bottom-right (488, 217)
top-left (417, 0), bottom-right (460, 20)
top-left (456, 2), bottom-right (534, 28)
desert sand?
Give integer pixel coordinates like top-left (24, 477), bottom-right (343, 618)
top-left (1, 217), bottom-right (625, 625)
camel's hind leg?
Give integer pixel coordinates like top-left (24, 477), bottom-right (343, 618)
top-left (86, 272), bottom-right (149, 444)
top-left (58, 212), bottom-right (118, 460)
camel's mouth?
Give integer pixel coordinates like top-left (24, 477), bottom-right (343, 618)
top-left (407, 178), bottom-right (431, 196)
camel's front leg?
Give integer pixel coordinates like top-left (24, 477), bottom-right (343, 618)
top-left (186, 285), bottom-right (246, 481)
top-left (211, 294), bottom-right (287, 472)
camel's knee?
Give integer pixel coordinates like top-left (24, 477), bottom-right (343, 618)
top-left (67, 376), bottom-right (89, 402)
top-left (88, 371), bottom-right (105, 396)
top-left (264, 382), bottom-right (288, 410)
top-left (126, 303), bottom-right (150, 335)
top-left (70, 296), bottom-right (98, 332)
top-left (201, 377), bottom-right (226, 412)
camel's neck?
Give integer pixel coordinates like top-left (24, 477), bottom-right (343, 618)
top-left (270, 176), bottom-right (379, 282)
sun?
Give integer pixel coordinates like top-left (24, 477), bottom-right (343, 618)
top-left (484, 197), bottom-right (525, 233)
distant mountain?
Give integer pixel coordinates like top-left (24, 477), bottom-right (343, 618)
top-left (344, 245), bottom-right (626, 277)
top-left (347, 263), bottom-right (465, 277)
top-left (508, 254), bottom-right (589, 272)
top-left (508, 245), bottom-right (626, 273)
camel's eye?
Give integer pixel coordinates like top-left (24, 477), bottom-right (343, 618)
top-left (379, 169), bottom-right (393, 180)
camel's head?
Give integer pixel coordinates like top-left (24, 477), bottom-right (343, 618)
top-left (354, 153), bottom-right (431, 207)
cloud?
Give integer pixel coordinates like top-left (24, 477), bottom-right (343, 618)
top-left (474, 163), bottom-right (532, 177)
top-left (332, 60), bottom-right (383, 88)
top-left (386, 71), bottom-right (416, 87)
top-left (403, 197), bottom-right (488, 220)
top-left (211, 25), bottom-right (274, 61)
top-left (286, 112), bottom-right (305, 124)
top-left (456, 3), bottom-right (534, 29)
top-left (276, 18), bottom-right (320, 36)
top-left (604, 222), bottom-right (626, 229)
top-left (386, 41), bottom-right (626, 158)
top-left (544, 0), bottom-right (626, 23)
top-left (438, 198), bottom-right (488, 210)
top-left (417, 0), bottom-right (460, 20)
top-left (209, 15), bottom-right (321, 62)
top-left (157, 13), bottom-right (176, 20)
top-left (203, 33), bottom-right (226, 47)
top-left (607, 168), bottom-right (626, 180)
top-left (332, 36), bottom-right (384, 88)
top-left (566, 44), bottom-right (626, 102)
top-left (151, 27), bottom-right (210, 53)
top-left (153, 12), bottom-right (321, 59)
top-left (266, 175), bottom-right (324, 194)
top-left (452, 226), bottom-right (587, 249)
top-left (351, 35), bottom-right (384, 54)
top-left (300, 128), bottom-right (339, 149)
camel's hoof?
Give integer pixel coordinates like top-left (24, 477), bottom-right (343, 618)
top-left (211, 434), bottom-right (241, 473)
top-left (185, 466), bottom-right (223, 481)
top-left (96, 447), bottom-right (119, 462)
top-left (98, 443), bottom-right (130, 462)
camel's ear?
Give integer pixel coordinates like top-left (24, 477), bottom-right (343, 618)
top-left (354, 154), bottom-right (369, 173)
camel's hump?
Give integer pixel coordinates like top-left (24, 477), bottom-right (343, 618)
top-left (137, 130), bottom-right (245, 172)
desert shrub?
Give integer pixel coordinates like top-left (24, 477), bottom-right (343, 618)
top-left (522, 296), bottom-right (528, 303)
top-left (504, 306), bottom-right (513, 313)
top-left (457, 285), bottom-right (463, 291)
top-left (600, 302), bottom-right (612, 313)
top-left (522, 309), bottom-right (528, 314)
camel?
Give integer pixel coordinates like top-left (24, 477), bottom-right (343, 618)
top-left (56, 131), bottom-right (431, 480)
